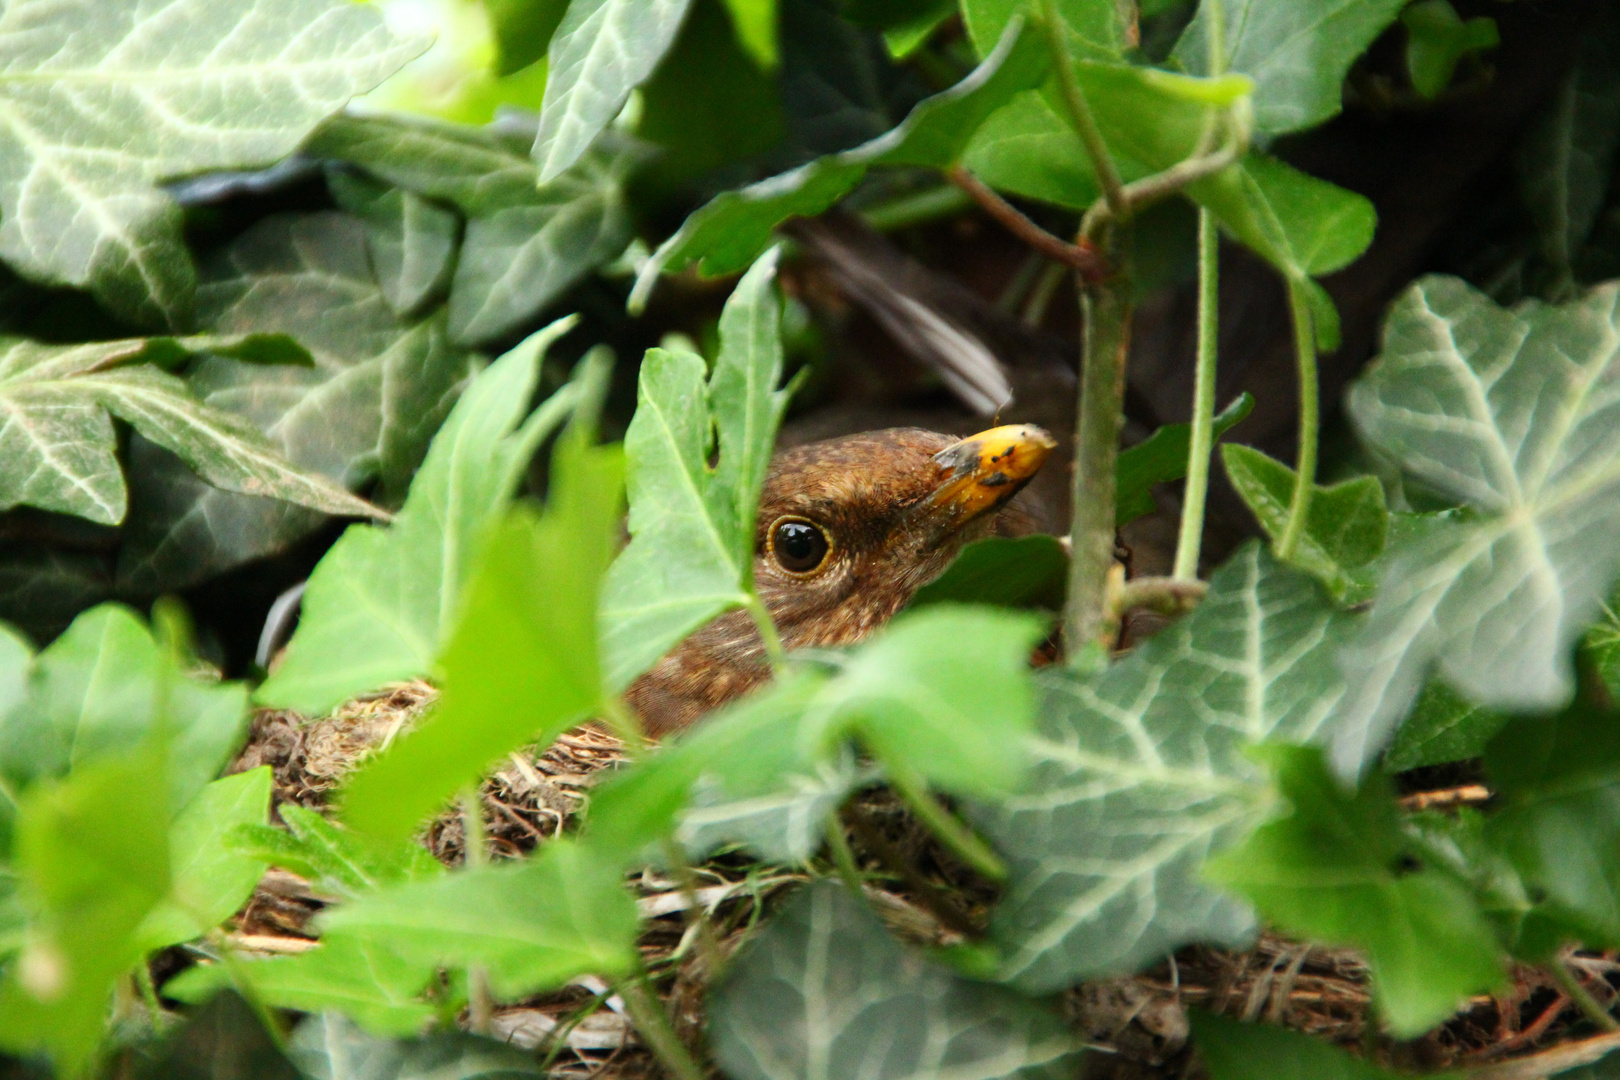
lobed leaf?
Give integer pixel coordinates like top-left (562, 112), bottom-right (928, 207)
top-left (1207, 745), bottom-right (1503, 1036)
top-left (0, 0), bottom-right (423, 326)
top-left (286, 1012), bottom-right (548, 1080)
top-left (709, 880), bottom-right (1082, 1080)
top-left (1328, 277), bottom-right (1620, 776)
top-left (327, 170), bottom-right (459, 320)
top-left (1382, 679), bottom-right (1506, 772)
top-left (601, 250), bottom-right (790, 690)
top-left (1403, 1), bottom-right (1499, 101)
top-left (1117, 392), bottom-right (1254, 526)
top-left (257, 321), bottom-right (587, 715)
top-left (977, 544), bottom-right (1357, 991)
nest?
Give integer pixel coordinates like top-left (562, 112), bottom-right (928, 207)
top-left (210, 686), bottom-right (1620, 1080)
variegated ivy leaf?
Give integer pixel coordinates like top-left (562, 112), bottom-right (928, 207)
top-left (975, 544), bottom-right (1358, 992)
top-left (0, 334), bottom-right (378, 526)
top-left (1329, 276), bottom-right (1620, 776)
top-left (0, 0), bottom-right (424, 327)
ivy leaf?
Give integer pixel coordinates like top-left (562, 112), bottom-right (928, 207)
top-left (326, 170), bottom-right (459, 320)
top-left (1382, 679), bottom-right (1507, 772)
top-left (286, 1012), bottom-right (548, 1080)
top-left (0, 604), bottom-right (249, 850)
top-left (307, 114), bottom-right (643, 347)
top-left (1589, 590), bottom-right (1620, 702)
top-left (1403, 1), bottom-right (1499, 100)
top-left (630, 16), bottom-right (1048, 298)
top-left (1221, 444), bottom-right (1387, 603)
top-left (1193, 1011), bottom-right (1400, 1080)
top-left (339, 433), bottom-right (624, 845)
top-left (256, 321), bottom-right (588, 716)
top-left (0, 748), bottom-right (172, 1077)
top-left (0, 0), bottom-right (423, 327)
top-left (1484, 700), bottom-right (1620, 952)
top-left (229, 804), bottom-right (443, 903)
top-left (1207, 744), bottom-right (1503, 1036)
top-left (1173, 0), bottom-right (1409, 135)
top-left (909, 535), bottom-right (1068, 611)
top-left (164, 934), bottom-right (440, 1038)
top-left (977, 544), bottom-right (1357, 991)
top-left (533, 0), bottom-right (695, 182)
top-left (117, 212), bottom-right (474, 593)
top-left (709, 880), bottom-right (1083, 1080)
top-left (1328, 276), bottom-right (1620, 776)
top-left (0, 334), bottom-right (377, 527)
top-left (961, 0), bottom-right (1130, 61)
top-left (1117, 392), bottom-right (1254, 526)
top-left (601, 250), bottom-right (790, 691)
top-left (317, 839), bottom-right (640, 1000)
top-left (135, 767), bottom-right (273, 952)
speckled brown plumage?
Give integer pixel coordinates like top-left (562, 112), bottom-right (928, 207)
top-left (625, 425), bottom-right (1055, 735)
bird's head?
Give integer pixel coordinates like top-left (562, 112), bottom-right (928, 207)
top-left (625, 423), bottom-right (1057, 734)
top-left (754, 425), bottom-right (1058, 649)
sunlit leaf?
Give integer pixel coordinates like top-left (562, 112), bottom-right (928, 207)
top-left (710, 881), bottom-right (1082, 1080)
top-left (1208, 745), bottom-right (1503, 1036)
top-left (1221, 444), bottom-right (1387, 602)
top-left (229, 804), bottom-right (442, 903)
top-left (602, 250), bottom-right (789, 690)
top-left (532, 0), bottom-right (695, 182)
top-left (1328, 277), bottom-right (1620, 776)
top-left (1174, 0), bottom-right (1408, 135)
top-left (1403, 1), bottom-right (1499, 100)
top-left (257, 322), bottom-right (588, 715)
top-left (136, 767), bottom-right (273, 952)
top-left (978, 544), bottom-right (1357, 991)
top-left (0, 0), bottom-right (423, 326)
top-left (961, 0), bottom-right (1131, 61)
top-left (339, 433), bottom-right (624, 845)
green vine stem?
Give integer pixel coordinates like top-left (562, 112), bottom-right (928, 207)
top-left (1174, 208), bottom-right (1221, 581)
top-left (1039, 0), bottom-right (1126, 216)
top-left (621, 966), bottom-right (707, 1080)
top-left (743, 593), bottom-right (787, 672)
top-left (1276, 278), bottom-right (1320, 560)
top-left (825, 814), bottom-right (866, 895)
top-left (887, 764), bottom-right (1008, 882)
top-left (1551, 955), bottom-right (1620, 1032)
top-left (460, 785), bottom-right (494, 1036)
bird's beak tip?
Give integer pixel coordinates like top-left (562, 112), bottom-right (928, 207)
top-left (928, 424), bottom-right (1057, 520)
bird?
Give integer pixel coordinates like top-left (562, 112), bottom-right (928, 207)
top-left (625, 423), bottom-right (1057, 736)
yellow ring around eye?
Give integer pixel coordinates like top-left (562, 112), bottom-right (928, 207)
top-left (767, 515), bottom-right (833, 576)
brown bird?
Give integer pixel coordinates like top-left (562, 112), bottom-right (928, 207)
top-left (626, 423), bottom-right (1057, 735)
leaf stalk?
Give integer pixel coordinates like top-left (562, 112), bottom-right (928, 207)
top-left (1276, 278), bottom-right (1320, 560)
top-left (886, 765), bottom-right (1007, 882)
top-left (622, 967), bottom-right (706, 1080)
top-left (1175, 208), bottom-right (1221, 580)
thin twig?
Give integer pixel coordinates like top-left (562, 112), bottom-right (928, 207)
top-left (948, 167), bottom-right (1109, 281)
top-left (1465, 1030), bottom-right (1620, 1080)
top-left (1082, 139), bottom-right (1245, 238)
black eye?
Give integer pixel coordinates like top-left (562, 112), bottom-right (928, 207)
top-left (771, 518), bottom-right (830, 574)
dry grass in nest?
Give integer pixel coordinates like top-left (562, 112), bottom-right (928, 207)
top-left (213, 688), bottom-right (1620, 1079)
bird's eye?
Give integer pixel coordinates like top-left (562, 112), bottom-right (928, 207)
top-left (770, 517), bottom-right (831, 574)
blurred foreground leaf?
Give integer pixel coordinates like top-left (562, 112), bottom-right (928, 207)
top-left (287, 1012), bottom-right (547, 1079)
top-left (1193, 1011), bottom-right (1399, 1080)
top-left (128, 990), bottom-right (300, 1080)
top-left (709, 881), bottom-right (1081, 1080)
top-left (1209, 745), bottom-right (1503, 1035)
top-left (601, 250), bottom-right (791, 690)
top-left (230, 803), bottom-right (444, 903)
top-left (978, 544), bottom-right (1356, 991)
top-left (1329, 277), bottom-right (1620, 775)
top-left (1403, 1), bottom-right (1499, 100)
top-left (0, 0), bottom-right (422, 326)
top-left (258, 321), bottom-right (589, 715)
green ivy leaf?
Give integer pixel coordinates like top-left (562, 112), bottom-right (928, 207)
top-left (286, 1012), bottom-right (548, 1080)
top-left (339, 433), bottom-right (624, 845)
top-left (0, 335), bottom-right (375, 527)
top-left (631, 17), bottom-right (1048, 296)
top-left (0, 0), bottom-right (423, 327)
top-left (977, 544), bottom-right (1357, 991)
top-left (0, 748), bottom-right (173, 1077)
top-left (308, 114), bottom-right (643, 347)
top-left (0, 604), bottom-right (248, 850)
top-left (317, 838), bottom-right (640, 1001)
top-left (533, 0), bottom-right (695, 182)
top-left (1484, 700), bottom-right (1620, 952)
top-left (256, 321), bottom-right (589, 716)
top-left (1382, 679), bottom-right (1506, 772)
top-left (1117, 392), bottom-right (1255, 526)
top-left (602, 251), bottom-right (790, 690)
top-left (326, 170), bottom-right (459, 320)
top-left (961, 0), bottom-right (1130, 62)
top-left (1192, 1011), bottom-right (1400, 1080)
top-left (1174, 0), bottom-right (1409, 135)
top-left (165, 934), bottom-right (441, 1038)
top-left (909, 534), bottom-right (1068, 611)
top-left (135, 767), bottom-right (273, 952)
top-left (1221, 444), bottom-right (1387, 602)
top-left (118, 212), bottom-right (474, 593)
top-left (1329, 276), bottom-right (1620, 776)
top-left (1402, 1), bottom-right (1499, 100)
top-left (1207, 744), bottom-right (1503, 1036)
top-left (710, 880), bottom-right (1083, 1080)
top-left (720, 0), bottom-right (779, 68)
top-left (229, 804), bottom-right (443, 903)
top-left (1589, 589), bottom-right (1620, 702)
top-left (486, 0), bottom-right (571, 75)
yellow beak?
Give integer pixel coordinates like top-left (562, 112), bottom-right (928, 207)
top-left (927, 424), bottom-right (1057, 522)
